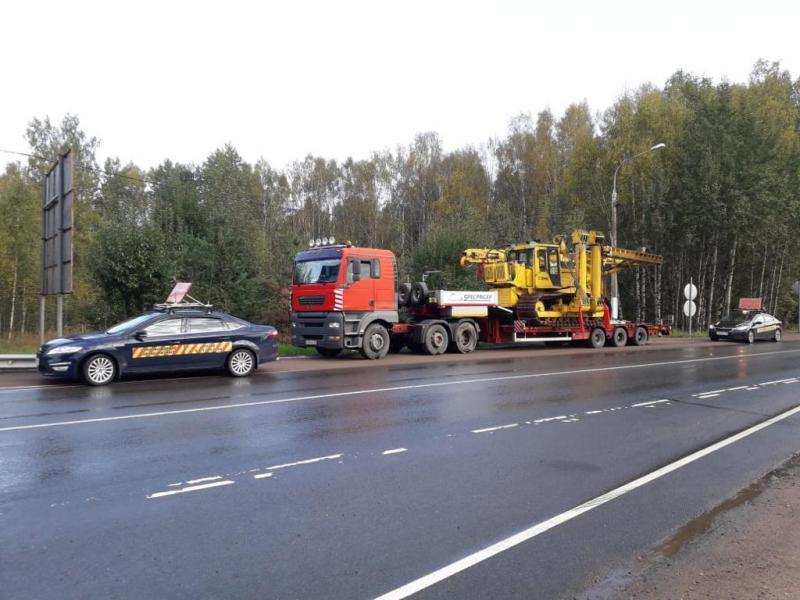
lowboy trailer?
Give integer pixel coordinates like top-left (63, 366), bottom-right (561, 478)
top-left (291, 234), bottom-right (670, 360)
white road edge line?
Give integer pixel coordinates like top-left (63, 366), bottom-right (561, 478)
top-left (382, 448), bottom-right (408, 455)
top-left (253, 472), bottom-right (273, 480)
top-left (373, 403), bottom-right (800, 600)
top-left (185, 476), bottom-right (222, 485)
top-left (3, 348), bottom-right (799, 433)
top-left (147, 480), bottom-right (234, 499)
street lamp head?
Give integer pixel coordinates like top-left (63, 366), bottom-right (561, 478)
top-left (650, 143), bottom-right (666, 151)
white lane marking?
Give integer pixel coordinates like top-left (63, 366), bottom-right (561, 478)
top-left (692, 389), bottom-right (726, 397)
top-left (374, 403), bottom-right (800, 600)
top-left (725, 385), bottom-right (749, 391)
top-left (4, 349), bottom-right (800, 433)
top-left (185, 476), bottom-right (222, 485)
top-left (585, 410), bottom-right (604, 415)
top-left (147, 480), bottom-right (234, 499)
top-left (631, 399), bottom-right (670, 408)
top-left (760, 378), bottom-right (796, 386)
top-left (698, 393), bottom-right (721, 399)
top-left (253, 472), bottom-right (273, 480)
top-left (382, 448), bottom-right (408, 455)
top-left (533, 415), bottom-right (566, 423)
top-left (265, 453), bottom-right (343, 471)
top-left (471, 423), bottom-right (518, 434)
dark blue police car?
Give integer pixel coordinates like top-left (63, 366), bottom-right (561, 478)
top-left (37, 303), bottom-right (278, 385)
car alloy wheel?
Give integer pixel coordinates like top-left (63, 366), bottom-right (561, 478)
top-left (747, 330), bottom-right (755, 344)
top-left (228, 349), bottom-right (255, 376)
top-left (85, 355), bottom-right (116, 386)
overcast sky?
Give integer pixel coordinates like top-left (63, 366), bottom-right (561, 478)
top-left (1, 0), bottom-right (798, 172)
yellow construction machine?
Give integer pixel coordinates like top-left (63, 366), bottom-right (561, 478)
top-left (460, 230), bottom-right (662, 322)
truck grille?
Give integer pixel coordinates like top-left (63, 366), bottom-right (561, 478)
top-left (298, 295), bottom-right (325, 305)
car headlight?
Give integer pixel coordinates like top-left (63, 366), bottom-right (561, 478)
top-left (46, 345), bottom-right (83, 355)
top-left (709, 324), bottom-right (715, 330)
top-left (328, 322), bottom-right (340, 328)
top-left (733, 325), bottom-right (749, 331)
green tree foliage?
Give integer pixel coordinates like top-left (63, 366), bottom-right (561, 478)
top-left (1, 61), bottom-right (799, 338)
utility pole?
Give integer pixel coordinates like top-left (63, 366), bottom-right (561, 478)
top-left (610, 143), bottom-right (665, 320)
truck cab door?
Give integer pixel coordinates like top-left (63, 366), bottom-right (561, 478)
top-left (373, 257), bottom-right (397, 311)
top-left (342, 258), bottom-right (374, 312)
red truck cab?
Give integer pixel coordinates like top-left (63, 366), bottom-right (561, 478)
top-left (291, 243), bottom-right (399, 357)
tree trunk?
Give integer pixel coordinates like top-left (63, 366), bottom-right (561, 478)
top-left (758, 242), bottom-right (768, 298)
top-left (7, 258), bottom-right (18, 341)
top-left (724, 236), bottom-right (737, 315)
top-left (706, 239), bottom-right (718, 328)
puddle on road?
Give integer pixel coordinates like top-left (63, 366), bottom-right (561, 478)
top-left (657, 452), bottom-right (800, 557)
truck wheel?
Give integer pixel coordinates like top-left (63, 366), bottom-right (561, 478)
top-left (423, 324), bottom-right (449, 355)
top-left (397, 283), bottom-right (412, 307)
top-left (449, 321), bottom-right (478, 353)
top-left (587, 327), bottom-right (606, 349)
top-left (410, 281), bottom-right (429, 306)
top-left (633, 326), bottom-right (649, 346)
top-left (316, 347), bottom-right (342, 358)
top-left (360, 323), bottom-right (390, 359)
top-left (611, 327), bottom-right (628, 347)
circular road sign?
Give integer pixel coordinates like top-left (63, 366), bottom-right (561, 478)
top-left (683, 283), bottom-right (698, 301)
top-left (683, 300), bottom-right (697, 317)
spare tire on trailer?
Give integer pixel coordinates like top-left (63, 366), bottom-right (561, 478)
top-left (410, 281), bottom-right (429, 306)
top-left (587, 327), bottom-right (606, 349)
top-left (397, 283), bottom-right (412, 307)
top-left (448, 320), bottom-right (478, 354)
top-left (632, 326), bottom-right (649, 346)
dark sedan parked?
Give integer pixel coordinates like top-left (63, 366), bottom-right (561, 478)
top-left (37, 305), bottom-right (278, 385)
top-left (709, 311), bottom-right (782, 344)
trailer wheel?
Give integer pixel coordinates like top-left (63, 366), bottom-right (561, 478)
top-left (610, 327), bottom-right (628, 347)
top-left (587, 327), bottom-right (606, 349)
top-left (633, 326), bottom-right (649, 346)
top-left (360, 323), bottom-right (390, 359)
top-left (423, 324), bottom-right (449, 355)
top-left (449, 321), bottom-right (478, 354)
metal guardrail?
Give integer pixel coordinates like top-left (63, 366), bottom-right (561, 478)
top-left (0, 354), bottom-right (37, 370)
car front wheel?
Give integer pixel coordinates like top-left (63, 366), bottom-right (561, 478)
top-left (746, 330), bottom-right (755, 344)
top-left (83, 354), bottom-right (117, 386)
top-left (774, 328), bottom-right (782, 342)
top-left (227, 348), bottom-right (256, 377)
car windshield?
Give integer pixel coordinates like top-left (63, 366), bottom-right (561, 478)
top-left (294, 259), bottom-right (341, 284)
top-left (106, 313), bottom-right (156, 334)
top-left (717, 313), bottom-right (748, 326)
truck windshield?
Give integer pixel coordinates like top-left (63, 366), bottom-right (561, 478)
top-left (294, 259), bottom-right (341, 284)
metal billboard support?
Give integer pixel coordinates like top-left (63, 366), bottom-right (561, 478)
top-left (40, 149), bottom-right (74, 343)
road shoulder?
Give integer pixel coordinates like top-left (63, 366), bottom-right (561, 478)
top-left (587, 452), bottom-right (800, 599)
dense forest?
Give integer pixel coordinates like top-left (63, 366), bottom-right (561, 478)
top-left (1, 61), bottom-right (799, 340)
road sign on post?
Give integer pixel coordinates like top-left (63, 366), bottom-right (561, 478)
top-left (40, 149), bottom-right (74, 341)
top-left (683, 279), bottom-right (697, 338)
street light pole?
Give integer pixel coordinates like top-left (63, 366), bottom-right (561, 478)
top-left (609, 142), bottom-right (665, 319)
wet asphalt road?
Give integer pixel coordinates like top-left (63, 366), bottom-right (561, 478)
top-left (2, 340), bottom-right (800, 599)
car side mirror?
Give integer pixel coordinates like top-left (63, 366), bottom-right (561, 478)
top-left (134, 330), bottom-right (148, 340)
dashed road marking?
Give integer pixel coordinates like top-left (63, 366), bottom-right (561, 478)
top-left (382, 448), bottom-right (408, 455)
top-left (147, 479), bottom-right (234, 499)
top-left (374, 403), bottom-right (800, 600)
top-left (4, 349), bottom-right (800, 432)
top-left (261, 453), bottom-right (343, 472)
top-left (472, 423), bottom-right (518, 434)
